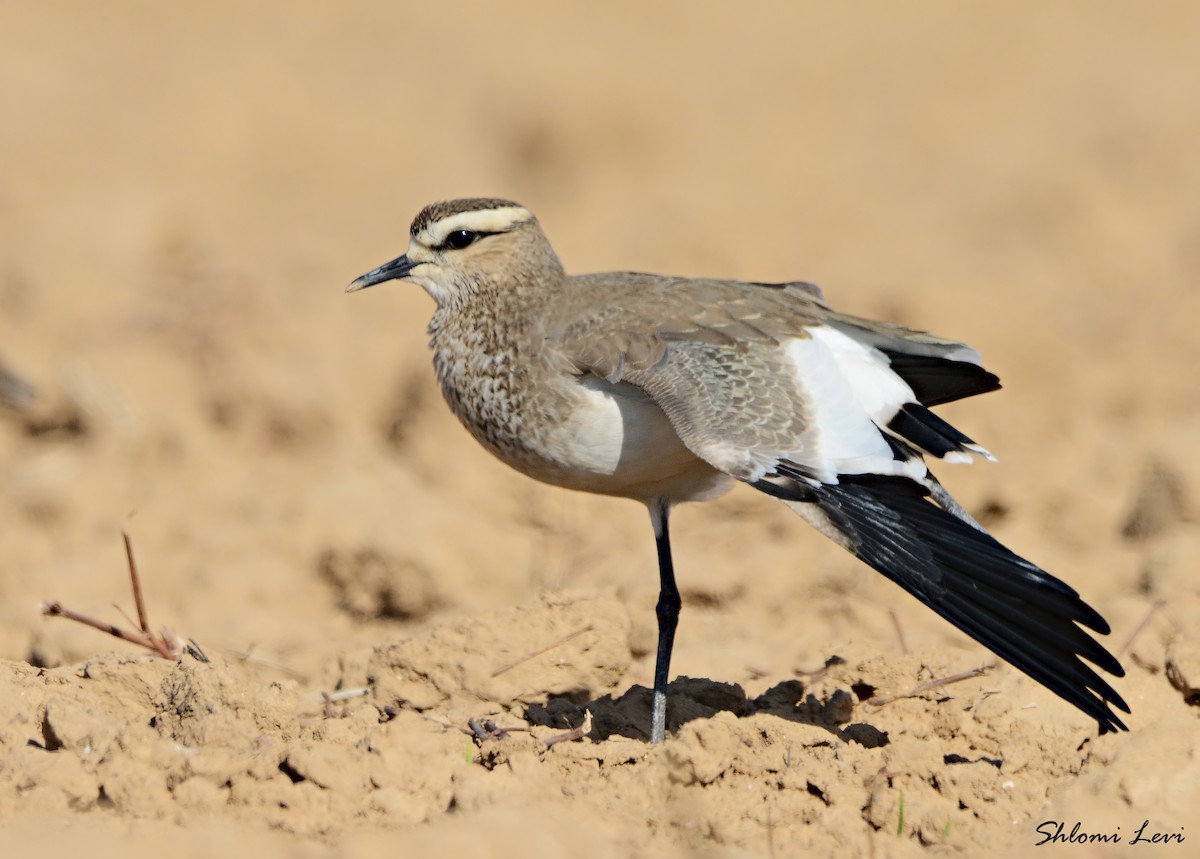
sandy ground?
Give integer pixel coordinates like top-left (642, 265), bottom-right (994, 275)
top-left (2, 2), bottom-right (1199, 856)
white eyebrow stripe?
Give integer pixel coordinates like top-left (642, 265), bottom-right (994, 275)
top-left (421, 207), bottom-right (532, 246)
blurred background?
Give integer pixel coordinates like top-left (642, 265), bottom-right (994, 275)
top-left (3, 3), bottom-right (1199, 854)
top-left (1, 0), bottom-right (1197, 719)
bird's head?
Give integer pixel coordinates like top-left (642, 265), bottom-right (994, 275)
top-left (347, 198), bottom-right (562, 307)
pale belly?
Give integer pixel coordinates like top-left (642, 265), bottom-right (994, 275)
top-left (467, 374), bottom-right (734, 504)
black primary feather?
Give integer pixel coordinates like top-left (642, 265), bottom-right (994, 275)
top-left (757, 469), bottom-right (1129, 733)
top-left (887, 403), bottom-right (983, 459)
top-left (882, 351), bottom-right (1001, 407)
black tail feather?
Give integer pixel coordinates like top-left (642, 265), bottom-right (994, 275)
top-left (887, 403), bottom-right (985, 460)
top-left (762, 471), bottom-right (1129, 733)
top-left (882, 351), bottom-right (1001, 407)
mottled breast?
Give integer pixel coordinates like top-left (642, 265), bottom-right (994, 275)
top-left (430, 320), bottom-right (729, 503)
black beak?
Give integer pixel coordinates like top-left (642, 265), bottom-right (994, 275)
top-left (346, 254), bottom-right (422, 293)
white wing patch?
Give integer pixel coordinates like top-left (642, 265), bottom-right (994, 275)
top-left (785, 327), bottom-right (926, 483)
top-left (805, 326), bottom-right (914, 427)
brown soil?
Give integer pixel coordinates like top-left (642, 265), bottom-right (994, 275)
top-left (2, 3), bottom-right (1198, 857)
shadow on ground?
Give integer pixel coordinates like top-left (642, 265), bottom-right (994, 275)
top-left (526, 663), bottom-right (891, 748)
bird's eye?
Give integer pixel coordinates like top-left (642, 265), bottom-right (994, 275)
top-left (444, 229), bottom-right (479, 250)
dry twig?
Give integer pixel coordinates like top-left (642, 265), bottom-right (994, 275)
top-left (1118, 599), bottom-right (1169, 657)
top-left (867, 663), bottom-right (996, 708)
top-left (489, 624), bottom-right (593, 677)
top-left (888, 609), bottom-right (909, 655)
top-left (545, 709), bottom-right (593, 747)
top-left (41, 531), bottom-right (186, 660)
top-left (909, 664), bottom-right (995, 694)
top-left (419, 713), bottom-right (530, 741)
top-left (318, 686), bottom-right (370, 718)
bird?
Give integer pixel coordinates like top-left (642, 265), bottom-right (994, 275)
top-left (347, 197), bottom-right (1129, 743)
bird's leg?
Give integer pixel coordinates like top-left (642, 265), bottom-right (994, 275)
top-left (649, 500), bottom-right (680, 744)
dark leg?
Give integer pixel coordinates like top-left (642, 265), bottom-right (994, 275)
top-left (649, 499), bottom-right (680, 743)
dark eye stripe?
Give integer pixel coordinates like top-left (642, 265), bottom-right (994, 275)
top-left (443, 229), bottom-right (481, 250)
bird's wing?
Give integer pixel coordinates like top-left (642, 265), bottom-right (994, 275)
top-left (550, 275), bottom-right (996, 485)
top-left (549, 275), bottom-right (1129, 734)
